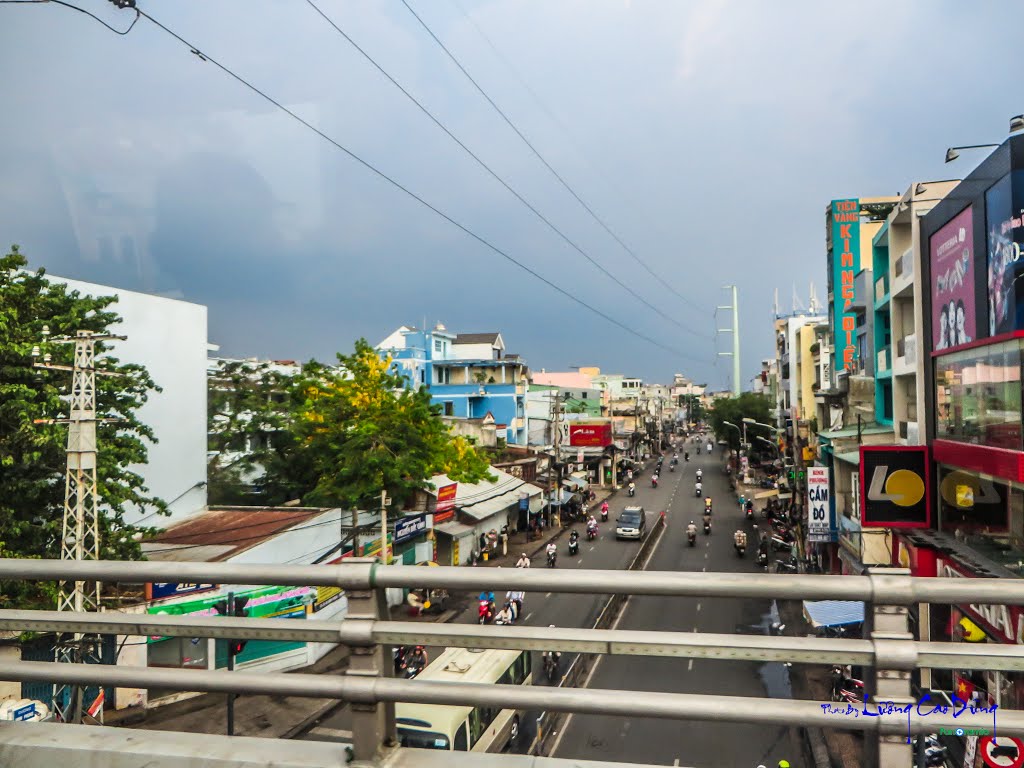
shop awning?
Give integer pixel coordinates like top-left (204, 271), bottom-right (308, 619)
top-left (803, 600), bottom-right (864, 628)
top-left (549, 489), bottom-right (578, 506)
top-left (834, 451), bottom-right (861, 466)
top-left (434, 521), bottom-right (475, 538)
top-left (562, 476), bottom-right (587, 491)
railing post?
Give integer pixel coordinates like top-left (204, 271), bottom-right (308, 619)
top-left (867, 567), bottom-right (915, 768)
top-left (344, 558), bottom-right (394, 761)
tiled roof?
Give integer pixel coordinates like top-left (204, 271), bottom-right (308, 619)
top-left (455, 333), bottom-right (500, 344)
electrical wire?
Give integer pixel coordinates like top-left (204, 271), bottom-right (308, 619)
top-left (449, 0), bottom-right (701, 311)
top-left (401, 0), bottom-right (709, 316)
top-left (303, 0), bottom-right (702, 341)
top-left (124, 7), bottom-right (700, 362)
top-left (0, 0), bottom-right (139, 34)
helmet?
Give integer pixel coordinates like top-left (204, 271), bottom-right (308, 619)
top-left (779, 761), bottom-right (791, 768)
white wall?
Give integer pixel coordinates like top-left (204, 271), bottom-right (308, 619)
top-left (452, 342), bottom-right (496, 360)
top-left (50, 276), bottom-right (208, 526)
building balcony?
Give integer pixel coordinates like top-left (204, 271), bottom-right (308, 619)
top-left (851, 270), bottom-right (871, 312)
top-left (892, 248), bottom-right (915, 298)
top-left (874, 275), bottom-right (889, 304)
top-left (893, 333), bottom-right (917, 375)
top-left (876, 345), bottom-right (891, 375)
top-left (897, 420), bottom-right (920, 444)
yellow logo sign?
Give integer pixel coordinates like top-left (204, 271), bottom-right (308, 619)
top-left (866, 466), bottom-right (925, 507)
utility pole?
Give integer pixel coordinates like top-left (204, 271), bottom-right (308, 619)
top-left (551, 391), bottom-right (563, 527)
top-left (717, 285), bottom-right (741, 396)
top-left (380, 491), bottom-right (391, 563)
top-left (32, 327), bottom-right (126, 725)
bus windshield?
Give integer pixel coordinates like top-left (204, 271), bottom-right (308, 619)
top-left (397, 728), bottom-right (450, 750)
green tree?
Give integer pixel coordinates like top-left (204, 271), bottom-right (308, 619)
top-left (0, 246), bottom-right (165, 607)
top-left (707, 392), bottom-right (773, 459)
top-left (292, 341), bottom-right (493, 510)
top-left (208, 341), bottom-right (494, 511)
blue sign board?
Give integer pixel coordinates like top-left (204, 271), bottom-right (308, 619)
top-left (148, 582), bottom-right (218, 600)
top-left (394, 513), bottom-right (428, 545)
top-left (13, 703), bottom-right (36, 721)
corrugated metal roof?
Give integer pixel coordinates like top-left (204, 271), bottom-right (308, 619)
top-left (455, 333), bottom-right (500, 344)
top-left (143, 507), bottom-right (326, 561)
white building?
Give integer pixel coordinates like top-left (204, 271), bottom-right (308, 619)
top-left (50, 276), bottom-right (208, 525)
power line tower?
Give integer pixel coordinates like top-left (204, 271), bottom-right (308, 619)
top-left (32, 327), bottom-right (126, 724)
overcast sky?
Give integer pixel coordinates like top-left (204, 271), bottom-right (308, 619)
top-left (1, 0), bottom-right (1017, 387)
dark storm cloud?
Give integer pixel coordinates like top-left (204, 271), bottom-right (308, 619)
top-left (0, 0), bottom-right (1019, 384)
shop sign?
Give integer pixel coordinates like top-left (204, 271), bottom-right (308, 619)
top-left (435, 483), bottom-right (458, 513)
top-left (806, 466), bottom-right (832, 543)
top-left (859, 446), bottom-right (931, 528)
top-left (146, 585), bottom-right (314, 642)
top-left (831, 199), bottom-right (860, 373)
top-left (939, 558), bottom-right (1023, 645)
top-left (313, 586), bottom-right (343, 613)
top-left (930, 205), bottom-right (977, 351)
top-left (394, 513), bottom-right (428, 545)
top-left (146, 582), bottom-right (217, 601)
top-left (568, 422), bottom-right (612, 447)
top-left (986, 172), bottom-right (1024, 336)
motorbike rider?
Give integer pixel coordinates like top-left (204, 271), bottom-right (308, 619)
top-left (733, 529), bottom-right (747, 551)
top-left (686, 520), bottom-right (697, 542)
top-left (628, 481), bottom-right (636, 496)
top-left (695, 480), bottom-right (702, 495)
top-left (543, 625), bottom-right (562, 676)
top-left (684, 451), bottom-right (689, 462)
top-left (587, 515), bottom-right (598, 534)
top-left (546, 541), bottom-right (558, 565)
top-left (516, 552), bottom-right (531, 569)
top-left (704, 497), bottom-right (712, 513)
top-left (652, 473), bottom-right (659, 487)
top-left (600, 501), bottom-right (609, 520)
top-left (695, 468), bottom-right (702, 481)
top-left (506, 590), bottom-right (525, 617)
top-left (703, 511), bottom-right (712, 531)
top-left (495, 601), bottom-right (515, 624)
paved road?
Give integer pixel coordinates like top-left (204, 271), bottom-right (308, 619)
top-left (553, 445), bottom-right (800, 767)
top-left (300, 456), bottom-right (690, 747)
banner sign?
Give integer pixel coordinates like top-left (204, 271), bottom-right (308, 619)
top-left (807, 466), bottom-right (832, 543)
top-left (394, 513), bottom-right (428, 545)
top-left (146, 582), bottom-right (217, 601)
top-left (435, 483), bottom-right (458, 513)
top-left (930, 206), bottom-right (976, 351)
top-left (568, 422), bottom-right (612, 447)
top-left (146, 585), bottom-right (313, 641)
top-left (831, 199), bottom-right (860, 373)
top-left (859, 446), bottom-right (931, 528)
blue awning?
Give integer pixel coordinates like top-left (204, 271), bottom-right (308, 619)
top-left (803, 600), bottom-right (864, 628)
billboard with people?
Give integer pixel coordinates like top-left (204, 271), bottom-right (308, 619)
top-left (930, 206), bottom-right (976, 351)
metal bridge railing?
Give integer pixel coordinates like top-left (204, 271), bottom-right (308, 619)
top-left (0, 558), bottom-right (1022, 768)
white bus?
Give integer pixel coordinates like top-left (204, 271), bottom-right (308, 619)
top-left (395, 647), bottom-right (533, 752)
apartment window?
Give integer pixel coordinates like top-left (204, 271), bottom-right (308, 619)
top-left (434, 340), bottom-right (442, 353)
top-left (419, 369), bottom-right (425, 384)
top-left (443, 401), bottom-right (454, 416)
top-left (581, 392), bottom-right (588, 399)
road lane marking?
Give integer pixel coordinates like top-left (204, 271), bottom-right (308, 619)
top-left (674, 759), bottom-right (681, 766)
top-left (589, 546), bottom-right (595, 551)
top-left (524, 612), bottom-right (533, 622)
top-left (696, 603), bottom-right (701, 612)
top-left (546, 593), bottom-right (552, 598)
top-left (704, 552), bottom-right (708, 559)
top-left (686, 660), bottom-right (693, 672)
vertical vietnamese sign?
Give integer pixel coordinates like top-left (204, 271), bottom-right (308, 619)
top-left (832, 199), bottom-right (860, 374)
top-left (434, 483), bottom-right (458, 524)
top-left (807, 466), bottom-right (832, 544)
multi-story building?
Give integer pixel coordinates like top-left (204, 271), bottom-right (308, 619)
top-left (376, 325), bottom-right (530, 445)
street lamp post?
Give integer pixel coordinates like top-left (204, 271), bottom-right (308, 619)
top-left (722, 421), bottom-right (741, 474)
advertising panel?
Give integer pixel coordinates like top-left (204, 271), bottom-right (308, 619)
top-left (434, 483), bottom-right (458, 524)
top-left (938, 557), bottom-right (1024, 645)
top-left (806, 466), bottom-right (832, 543)
top-left (831, 199), bottom-right (860, 373)
top-left (568, 422), bottom-right (612, 447)
top-left (859, 446), bottom-right (931, 528)
top-left (394, 512), bottom-right (429, 545)
top-left (986, 172), bottom-right (1023, 336)
top-left (930, 206), bottom-right (976, 350)
top-left (146, 582), bottom-right (217, 601)
top-left (146, 585), bottom-right (314, 641)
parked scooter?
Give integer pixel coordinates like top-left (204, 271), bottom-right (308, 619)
top-left (775, 554), bottom-right (799, 574)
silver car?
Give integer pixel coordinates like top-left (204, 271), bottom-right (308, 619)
top-left (615, 506), bottom-right (646, 540)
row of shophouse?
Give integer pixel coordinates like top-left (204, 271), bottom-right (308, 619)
top-left (6, 271), bottom-right (697, 717)
top-left (760, 132), bottom-right (1024, 714)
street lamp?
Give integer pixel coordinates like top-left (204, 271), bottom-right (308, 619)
top-left (742, 417), bottom-right (780, 434)
top-left (944, 144), bottom-right (999, 163)
top-left (722, 421), bottom-right (741, 473)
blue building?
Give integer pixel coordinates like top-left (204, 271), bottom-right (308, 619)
top-left (376, 325), bottom-right (530, 446)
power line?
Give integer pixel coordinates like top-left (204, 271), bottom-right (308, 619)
top-left (449, 0), bottom-right (697, 307)
top-left (0, 0), bottom-right (139, 34)
top-left (123, 7), bottom-right (701, 362)
top-left (303, 0), bottom-right (703, 341)
top-left (401, 0), bottom-right (709, 316)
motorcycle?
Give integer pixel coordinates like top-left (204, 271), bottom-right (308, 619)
top-left (746, 508), bottom-right (754, 522)
top-left (586, 525), bottom-right (598, 541)
top-left (600, 507), bottom-right (609, 522)
top-left (628, 485), bottom-right (636, 498)
top-left (695, 486), bottom-right (702, 498)
top-left (652, 478), bottom-right (659, 488)
top-left (401, 647), bottom-right (428, 679)
top-left (687, 529), bottom-right (697, 547)
top-left (478, 600), bottom-right (494, 624)
top-left (547, 550), bottom-right (557, 568)
top-left (568, 536), bottom-right (579, 556)
top-left (543, 652), bottom-right (560, 683)
top-left (703, 519), bottom-right (712, 535)
top-left (735, 541), bottom-right (746, 557)
top-left (771, 534), bottom-right (794, 552)
top-left (831, 666), bottom-right (865, 704)
top-left (755, 550), bottom-right (769, 570)
top-left (684, 453), bottom-right (690, 462)
top-left (775, 555), bottom-right (798, 574)
top-left (669, 464), bottom-right (675, 473)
